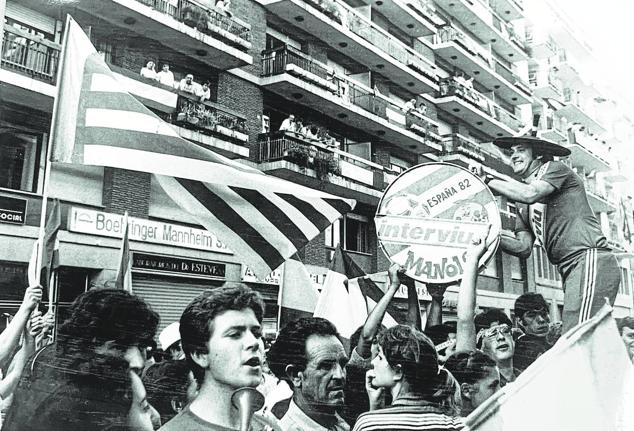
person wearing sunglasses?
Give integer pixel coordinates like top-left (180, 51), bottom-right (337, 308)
top-left (513, 293), bottom-right (562, 372)
top-left (473, 311), bottom-right (518, 387)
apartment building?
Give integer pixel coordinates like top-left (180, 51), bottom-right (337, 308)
top-left (0, 0), bottom-right (632, 334)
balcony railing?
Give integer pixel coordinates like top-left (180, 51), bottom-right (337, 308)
top-left (256, 131), bottom-right (394, 188)
top-left (435, 25), bottom-right (494, 67)
top-left (174, 95), bottom-right (249, 143)
top-left (438, 77), bottom-right (523, 130)
top-left (441, 134), bottom-right (486, 162)
top-left (343, 3), bottom-right (437, 81)
top-left (134, 0), bottom-right (251, 48)
top-left (1, 26), bottom-right (60, 84)
top-left (299, 0), bottom-right (436, 81)
top-left (261, 46), bottom-right (440, 139)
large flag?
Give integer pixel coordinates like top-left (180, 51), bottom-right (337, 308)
top-left (313, 247), bottom-right (400, 339)
top-left (464, 304), bottom-right (634, 431)
top-left (50, 16), bottom-right (355, 279)
top-left (28, 199), bottom-right (61, 292)
top-left (277, 255), bottom-right (318, 328)
top-left (115, 212), bottom-right (133, 292)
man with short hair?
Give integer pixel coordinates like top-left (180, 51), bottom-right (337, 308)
top-left (160, 283), bottom-right (278, 430)
top-left (267, 317), bottom-right (350, 431)
top-left (474, 309), bottom-right (518, 387)
top-left (279, 115), bottom-right (296, 133)
top-left (513, 292), bottom-right (561, 372)
top-left (179, 74), bottom-right (196, 94)
top-left (616, 316), bottom-right (634, 364)
top-left (486, 134), bottom-right (620, 332)
top-left (157, 63), bottom-right (175, 87)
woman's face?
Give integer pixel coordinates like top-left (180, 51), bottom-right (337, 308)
top-left (369, 346), bottom-right (397, 388)
top-left (128, 371), bottom-right (160, 431)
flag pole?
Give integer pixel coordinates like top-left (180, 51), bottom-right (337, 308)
top-left (35, 15), bottom-right (72, 305)
top-left (276, 261), bottom-right (284, 332)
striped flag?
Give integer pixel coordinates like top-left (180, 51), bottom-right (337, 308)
top-left (314, 247), bottom-right (400, 339)
top-left (50, 17), bottom-right (355, 279)
top-left (464, 304), bottom-right (634, 431)
top-left (115, 212), bottom-right (133, 292)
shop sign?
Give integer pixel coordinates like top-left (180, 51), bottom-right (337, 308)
top-left (376, 162), bottom-right (500, 283)
top-left (69, 207), bottom-right (231, 254)
top-left (242, 266), bottom-right (282, 285)
top-left (132, 252), bottom-right (226, 279)
top-left (0, 196), bottom-right (27, 225)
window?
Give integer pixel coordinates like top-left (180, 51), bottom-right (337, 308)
top-left (533, 246), bottom-right (561, 287)
top-left (324, 218), bottom-right (341, 248)
top-left (0, 132), bottom-right (42, 192)
top-left (344, 214), bottom-right (369, 253)
top-left (620, 267), bottom-right (632, 296)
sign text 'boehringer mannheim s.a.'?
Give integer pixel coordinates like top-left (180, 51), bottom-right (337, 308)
top-left (69, 207), bottom-right (231, 254)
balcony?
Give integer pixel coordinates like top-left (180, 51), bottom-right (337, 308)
top-left (355, 0), bottom-right (442, 37)
top-left (109, 64), bottom-right (250, 158)
top-left (557, 93), bottom-right (606, 135)
top-left (255, 131), bottom-right (396, 203)
top-left (525, 29), bottom-right (558, 59)
top-left (434, 76), bottom-right (524, 138)
top-left (434, 0), bottom-right (528, 61)
top-left (581, 177), bottom-right (615, 214)
top-left (73, 0), bottom-right (252, 70)
top-left (433, 25), bottom-right (531, 105)
top-left (540, 114), bottom-right (567, 144)
top-left (529, 70), bottom-right (562, 100)
top-left (1, 26), bottom-right (60, 84)
top-left (566, 130), bottom-right (612, 172)
top-left (488, 0), bottom-right (524, 21)
top-left (260, 46), bottom-right (441, 154)
top-left (258, 0), bottom-right (439, 95)
top-left (438, 133), bottom-right (514, 176)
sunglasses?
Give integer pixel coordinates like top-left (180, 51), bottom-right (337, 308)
top-left (479, 324), bottom-right (512, 340)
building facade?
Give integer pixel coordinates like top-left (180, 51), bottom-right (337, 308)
top-left (1, 0), bottom-right (632, 335)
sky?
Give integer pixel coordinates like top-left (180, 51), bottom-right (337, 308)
top-left (527, 0), bottom-right (634, 123)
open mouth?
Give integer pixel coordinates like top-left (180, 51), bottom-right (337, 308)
top-left (244, 357), bottom-right (261, 367)
top-left (496, 344), bottom-right (510, 352)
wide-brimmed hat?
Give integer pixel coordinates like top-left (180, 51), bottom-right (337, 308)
top-left (493, 135), bottom-right (571, 157)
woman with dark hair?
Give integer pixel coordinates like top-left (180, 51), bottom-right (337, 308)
top-left (353, 325), bottom-right (464, 431)
top-left (444, 350), bottom-right (500, 417)
top-left (3, 288), bottom-right (160, 431)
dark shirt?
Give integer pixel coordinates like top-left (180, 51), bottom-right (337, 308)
top-left (516, 161), bottom-right (608, 265)
top-left (514, 334), bottom-right (552, 372)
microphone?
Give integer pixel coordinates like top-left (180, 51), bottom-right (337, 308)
top-left (231, 387), bottom-right (265, 431)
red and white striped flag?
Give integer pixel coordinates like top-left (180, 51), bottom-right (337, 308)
top-left (464, 304), bottom-right (634, 431)
top-left (50, 17), bottom-right (355, 279)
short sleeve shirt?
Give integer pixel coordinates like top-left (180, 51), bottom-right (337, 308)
top-left (515, 161), bottom-right (608, 264)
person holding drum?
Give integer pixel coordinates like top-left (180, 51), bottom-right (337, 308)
top-left (482, 134), bottom-right (620, 332)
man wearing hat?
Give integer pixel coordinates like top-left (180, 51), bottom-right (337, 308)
top-left (159, 322), bottom-right (185, 360)
top-left (483, 134), bottom-right (620, 333)
top-left (513, 293), bottom-right (560, 372)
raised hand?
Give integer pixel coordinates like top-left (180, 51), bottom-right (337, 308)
top-left (22, 285), bottom-right (43, 311)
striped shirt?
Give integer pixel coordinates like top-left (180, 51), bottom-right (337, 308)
top-left (352, 399), bottom-right (464, 431)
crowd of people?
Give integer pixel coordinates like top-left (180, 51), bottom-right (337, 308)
top-left (278, 114), bottom-right (340, 149)
top-left (1, 232), bottom-right (631, 430)
top-left (140, 62), bottom-right (211, 102)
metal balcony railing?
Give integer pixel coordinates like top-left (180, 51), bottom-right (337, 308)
top-left (256, 131), bottom-right (394, 188)
top-left (1, 26), bottom-right (60, 84)
top-left (134, 0), bottom-right (251, 47)
top-left (438, 77), bottom-right (523, 130)
top-left (261, 46), bottom-right (441, 140)
top-left (298, 0), bottom-right (437, 81)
